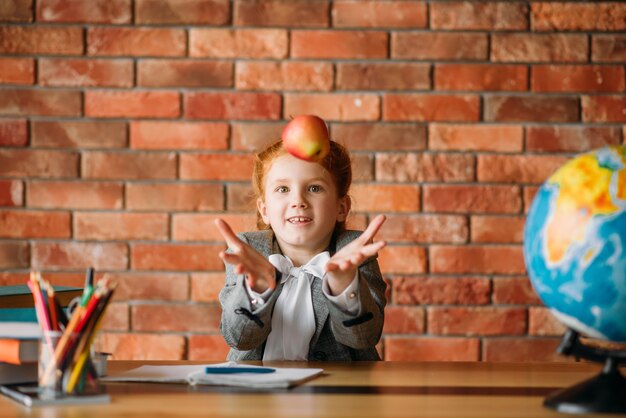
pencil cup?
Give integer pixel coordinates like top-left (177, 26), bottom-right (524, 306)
top-left (38, 331), bottom-right (64, 399)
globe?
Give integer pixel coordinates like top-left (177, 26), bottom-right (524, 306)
top-left (524, 145), bottom-right (626, 343)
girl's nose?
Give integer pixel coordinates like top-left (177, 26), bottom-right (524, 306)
top-left (291, 193), bottom-right (308, 208)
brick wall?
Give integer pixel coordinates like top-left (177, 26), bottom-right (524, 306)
top-left (0, 0), bottom-right (625, 361)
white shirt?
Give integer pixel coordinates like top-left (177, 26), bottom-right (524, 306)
top-left (246, 251), bottom-right (360, 360)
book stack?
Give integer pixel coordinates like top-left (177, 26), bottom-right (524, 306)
top-left (0, 322), bottom-right (40, 385)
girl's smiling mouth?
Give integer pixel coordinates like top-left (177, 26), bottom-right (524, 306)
top-left (288, 217), bottom-right (312, 224)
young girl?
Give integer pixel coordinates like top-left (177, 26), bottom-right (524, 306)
top-left (215, 138), bottom-right (387, 361)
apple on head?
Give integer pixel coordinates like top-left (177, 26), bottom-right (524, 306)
top-left (281, 115), bottom-right (330, 162)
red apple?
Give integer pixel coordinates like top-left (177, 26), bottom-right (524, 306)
top-left (281, 115), bottom-right (330, 162)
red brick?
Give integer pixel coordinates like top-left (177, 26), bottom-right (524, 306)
top-left (332, 123), bottom-right (427, 151)
top-left (0, 242), bottom-right (29, 269)
top-left (190, 28), bottom-right (287, 58)
top-left (132, 304), bottom-right (221, 332)
top-left (532, 65), bottom-right (625, 93)
top-left (0, 89), bottom-right (81, 116)
top-left (529, 307), bottom-right (567, 336)
top-left (0, 210), bottom-right (71, 238)
top-left (392, 32), bottom-right (487, 60)
top-left (0, 119), bottom-right (28, 146)
top-left (85, 91), bottom-right (180, 118)
top-left (337, 63), bottom-right (430, 91)
top-left (492, 277), bottom-right (541, 305)
top-left (82, 152), bottom-right (176, 180)
top-left (32, 121), bottom-right (127, 149)
top-left (351, 184), bottom-right (420, 212)
top-left (27, 181), bottom-right (123, 209)
top-left (87, 27), bottom-right (185, 57)
top-left (531, 3), bottom-right (626, 31)
top-left (471, 215), bottom-right (525, 244)
top-left (352, 154), bottom-right (374, 182)
top-left (431, 2), bottom-right (528, 30)
top-left (394, 276), bottom-right (490, 305)
top-left (127, 183), bottom-right (223, 211)
top-left (0, 150), bottom-right (78, 178)
top-left (0, 25), bottom-right (82, 54)
top-left (109, 272), bottom-right (189, 302)
top-left (384, 94), bottom-right (479, 122)
top-left (524, 186), bottom-right (539, 214)
top-left (236, 61), bottom-right (332, 91)
top-left (32, 242), bottom-right (128, 270)
top-left (477, 155), bottom-right (568, 184)
top-left (0, 0), bottom-right (32, 22)
top-left (173, 213), bottom-right (256, 242)
top-left (0, 180), bottom-right (23, 206)
top-left (384, 337), bottom-right (479, 361)
top-left (592, 35), bottom-right (626, 62)
top-left (191, 272), bottom-right (224, 302)
top-left (132, 243), bottom-right (224, 271)
top-left (0, 272), bottom-right (29, 286)
top-left (0, 57), bottom-right (33, 84)
top-left (185, 92), bottom-right (280, 120)
top-left (491, 34), bottom-right (588, 62)
top-left (37, 0), bottom-right (130, 23)
top-left (230, 122), bottom-right (283, 151)
top-left (236, 0), bottom-right (328, 27)
top-left (483, 338), bottom-right (563, 362)
top-left (376, 153), bottom-right (474, 183)
top-left (378, 246), bottom-right (427, 275)
top-left (333, 1), bottom-right (426, 28)
top-left (39, 58), bottom-right (133, 87)
top-left (74, 212), bottom-right (168, 241)
top-left (284, 94), bottom-right (379, 122)
top-left (188, 335), bottom-right (230, 361)
top-left (226, 183), bottom-right (255, 211)
top-left (526, 126), bottom-right (622, 153)
top-left (430, 245), bottom-right (526, 274)
top-left (428, 306), bottom-right (526, 336)
top-left (423, 185), bottom-right (521, 214)
top-left (136, 0), bottom-right (229, 24)
top-left (435, 64), bottom-right (527, 92)
top-left (291, 30), bottom-right (387, 59)
top-left (179, 153), bottom-right (253, 181)
top-left (429, 124), bottom-right (523, 153)
top-left (138, 59), bottom-right (232, 88)
top-left (131, 121), bottom-right (228, 151)
top-left (383, 306), bottom-right (424, 335)
top-left (582, 96), bottom-right (626, 123)
top-left (95, 333), bottom-right (185, 360)
top-left (485, 95), bottom-right (579, 122)
top-left (99, 302), bottom-right (129, 331)
top-left (378, 214), bottom-right (467, 244)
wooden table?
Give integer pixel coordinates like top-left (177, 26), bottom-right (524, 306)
top-left (0, 361), bottom-right (619, 418)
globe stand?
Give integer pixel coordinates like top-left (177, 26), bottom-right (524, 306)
top-left (544, 329), bottom-right (626, 414)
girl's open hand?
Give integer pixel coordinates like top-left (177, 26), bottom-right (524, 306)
top-left (214, 218), bottom-right (276, 293)
top-left (325, 214), bottom-right (387, 295)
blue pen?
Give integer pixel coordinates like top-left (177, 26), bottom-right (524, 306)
top-left (204, 366), bottom-right (276, 374)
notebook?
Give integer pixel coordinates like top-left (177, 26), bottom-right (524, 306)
top-left (103, 362), bottom-right (324, 389)
top-left (0, 285), bottom-right (82, 309)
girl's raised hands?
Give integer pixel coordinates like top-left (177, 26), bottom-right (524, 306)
top-left (325, 214), bottom-right (387, 295)
top-left (214, 218), bottom-right (276, 293)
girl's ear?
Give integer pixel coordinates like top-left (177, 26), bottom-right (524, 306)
top-left (336, 195), bottom-right (351, 222)
top-left (257, 197), bottom-right (270, 225)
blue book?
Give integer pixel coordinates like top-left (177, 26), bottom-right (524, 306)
top-left (0, 285), bottom-right (82, 322)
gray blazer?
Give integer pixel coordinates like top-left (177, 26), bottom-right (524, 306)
top-left (219, 229), bottom-right (386, 361)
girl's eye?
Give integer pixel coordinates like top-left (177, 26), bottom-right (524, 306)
top-left (275, 186), bottom-right (289, 193)
top-left (308, 185), bottom-right (323, 193)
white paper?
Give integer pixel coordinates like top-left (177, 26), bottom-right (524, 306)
top-left (103, 362), bottom-right (324, 389)
top-left (0, 322), bottom-right (41, 339)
